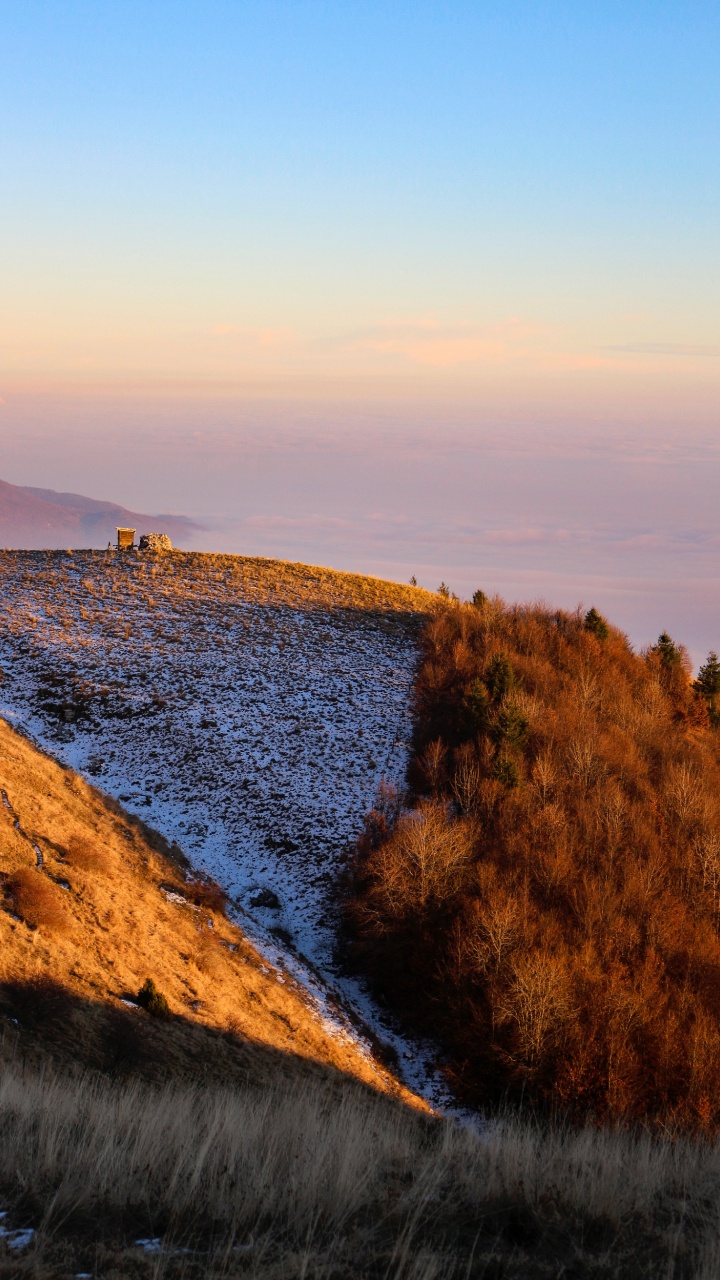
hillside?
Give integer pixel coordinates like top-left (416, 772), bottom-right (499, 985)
top-left (346, 596), bottom-right (720, 1128)
top-left (0, 714), bottom-right (420, 1101)
top-left (0, 477), bottom-right (200, 549)
top-left (0, 550), bottom-right (444, 1096)
top-left (2, 618), bottom-right (720, 1278)
top-left (7, 565), bottom-right (720, 1275)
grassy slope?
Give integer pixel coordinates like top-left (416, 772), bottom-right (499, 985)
top-left (0, 550), bottom-right (434, 964)
top-left (0, 714), bottom-right (423, 1103)
top-left (0, 546), bottom-right (437, 612)
top-left (0, 548), bottom-right (441, 1090)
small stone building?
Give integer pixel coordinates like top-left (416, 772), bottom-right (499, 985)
top-left (116, 527), bottom-right (136, 551)
top-left (138, 532), bottom-right (173, 553)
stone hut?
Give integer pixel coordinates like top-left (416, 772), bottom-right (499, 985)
top-left (138, 532), bottom-right (173, 553)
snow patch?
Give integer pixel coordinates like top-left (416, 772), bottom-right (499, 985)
top-left (135, 1237), bottom-right (162, 1254)
top-left (0, 1213), bottom-right (35, 1251)
top-left (0, 553), bottom-right (459, 1110)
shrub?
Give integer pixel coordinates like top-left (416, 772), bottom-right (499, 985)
top-left (136, 978), bottom-right (172, 1021)
top-left (64, 834), bottom-right (111, 874)
top-left (4, 868), bottom-right (69, 933)
top-left (184, 875), bottom-right (227, 914)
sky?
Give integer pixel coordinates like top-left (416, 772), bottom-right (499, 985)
top-left (1, 2), bottom-right (719, 659)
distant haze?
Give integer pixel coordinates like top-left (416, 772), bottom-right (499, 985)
top-left (0, 475), bottom-right (200, 550)
top-left (1, 384), bottom-right (719, 668)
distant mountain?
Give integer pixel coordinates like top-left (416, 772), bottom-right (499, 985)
top-left (0, 478), bottom-right (201, 548)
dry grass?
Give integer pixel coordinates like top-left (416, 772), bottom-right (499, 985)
top-left (1, 1060), bottom-right (719, 1277)
top-left (0, 548), bottom-right (436, 622)
top-left (62, 833), bottom-right (112, 874)
top-left (3, 868), bottom-right (69, 934)
top-left (0, 715), bottom-right (421, 1103)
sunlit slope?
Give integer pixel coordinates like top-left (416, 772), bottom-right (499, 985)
top-left (0, 715), bottom-right (424, 1103)
top-left (0, 551), bottom-right (433, 976)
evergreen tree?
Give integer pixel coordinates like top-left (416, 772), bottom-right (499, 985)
top-left (584, 607), bottom-right (609, 640)
top-left (485, 655), bottom-right (516, 703)
top-left (463, 677), bottom-right (489, 736)
top-left (696, 651), bottom-right (720, 699)
top-left (472, 589), bottom-right (488, 610)
top-left (137, 977), bottom-right (172, 1020)
top-left (654, 632), bottom-right (683, 669)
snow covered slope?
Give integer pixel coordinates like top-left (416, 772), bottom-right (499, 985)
top-left (0, 551), bottom-right (448, 1100)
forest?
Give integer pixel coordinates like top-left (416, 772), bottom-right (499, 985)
top-left (346, 595), bottom-right (720, 1129)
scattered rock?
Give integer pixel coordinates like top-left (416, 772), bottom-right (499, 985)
top-left (250, 888), bottom-right (281, 910)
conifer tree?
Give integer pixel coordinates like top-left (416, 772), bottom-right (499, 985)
top-left (696, 651), bottom-right (720, 699)
top-left (654, 632), bottom-right (683, 668)
top-left (485, 655), bottom-right (516, 703)
top-left (584, 607), bottom-right (609, 640)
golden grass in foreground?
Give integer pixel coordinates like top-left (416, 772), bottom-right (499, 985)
top-left (0, 715), bottom-right (420, 1102)
top-left (1, 1060), bottom-right (718, 1278)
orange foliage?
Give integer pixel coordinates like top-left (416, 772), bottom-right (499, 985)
top-left (346, 598), bottom-right (720, 1129)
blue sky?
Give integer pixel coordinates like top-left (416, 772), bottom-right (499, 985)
top-left (1, 3), bottom-right (719, 657)
top-left (2, 1), bottom-right (719, 372)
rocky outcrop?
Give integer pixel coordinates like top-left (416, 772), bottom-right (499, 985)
top-left (139, 533), bottom-right (173, 552)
